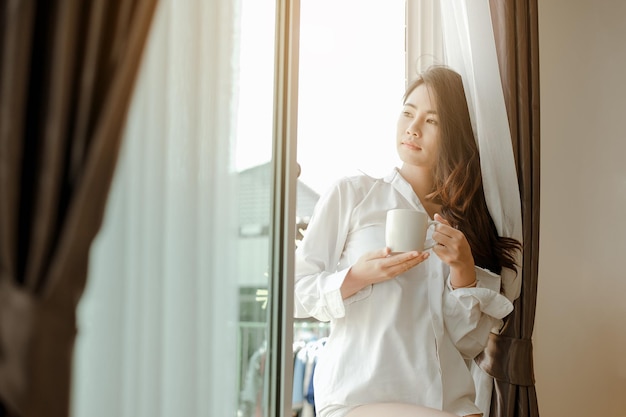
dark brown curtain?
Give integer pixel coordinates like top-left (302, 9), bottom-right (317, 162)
top-left (474, 1), bottom-right (540, 416)
top-left (0, 1), bottom-right (158, 416)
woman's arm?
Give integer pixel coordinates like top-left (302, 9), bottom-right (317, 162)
top-left (431, 213), bottom-right (477, 289)
top-left (294, 181), bottom-right (351, 321)
top-left (341, 248), bottom-right (429, 298)
top-left (432, 213), bottom-right (513, 358)
top-left (442, 266), bottom-right (513, 358)
top-left (295, 178), bottom-right (430, 320)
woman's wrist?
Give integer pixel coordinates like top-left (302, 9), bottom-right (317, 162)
top-left (450, 265), bottom-right (477, 289)
top-left (450, 279), bottom-right (477, 290)
top-left (340, 268), bottom-right (370, 299)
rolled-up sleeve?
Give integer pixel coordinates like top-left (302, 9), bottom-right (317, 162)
top-left (294, 267), bottom-right (350, 321)
top-left (442, 266), bottom-right (514, 359)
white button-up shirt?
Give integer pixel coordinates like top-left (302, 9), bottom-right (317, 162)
top-left (295, 168), bottom-right (513, 417)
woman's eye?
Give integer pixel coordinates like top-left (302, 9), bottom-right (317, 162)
top-left (402, 111), bottom-right (412, 117)
top-left (427, 119), bottom-right (438, 125)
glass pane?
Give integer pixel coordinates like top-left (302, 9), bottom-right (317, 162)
top-left (235, 0), bottom-right (276, 416)
top-left (297, 0), bottom-right (406, 195)
top-left (71, 1), bottom-right (278, 417)
top-left (293, 1), bottom-right (405, 416)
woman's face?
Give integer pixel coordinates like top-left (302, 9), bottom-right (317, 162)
top-left (396, 83), bottom-right (440, 170)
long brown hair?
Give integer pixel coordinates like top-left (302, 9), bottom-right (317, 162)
top-left (405, 66), bottom-right (521, 274)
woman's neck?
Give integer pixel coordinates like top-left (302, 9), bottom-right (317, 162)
top-left (399, 164), bottom-right (440, 218)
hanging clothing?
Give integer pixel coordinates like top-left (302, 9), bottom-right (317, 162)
top-left (293, 344), bottom-right (307, 411)
top-left (294, 168), bottom-right (513, 417)
top-left (239, 342), bottom-right (267, 417)
top-left (293, 338), bottom-right (327, 417)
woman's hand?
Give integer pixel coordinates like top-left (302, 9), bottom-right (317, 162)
top-left (340, 248), bottom-right (429, 299)
top-left (432, 213), bottom-right (476, 288)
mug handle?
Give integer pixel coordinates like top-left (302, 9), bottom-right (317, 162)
top-left (422, 220), bottom-right (441, 251)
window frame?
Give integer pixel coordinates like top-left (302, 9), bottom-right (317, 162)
top-left (270, 1), bottom-right (443, 415)
top-left (267, 0), bottom-right (301, 416)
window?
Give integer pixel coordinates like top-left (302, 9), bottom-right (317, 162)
top-left (71, 1), bottom-right (441, 416)
top-left (297, 0), bottom-right (406, 195)
top-left (292, 1), bottom-right (406, 416)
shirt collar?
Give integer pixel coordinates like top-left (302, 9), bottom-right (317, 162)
top-left (383, 167), bottom-right (424, 211)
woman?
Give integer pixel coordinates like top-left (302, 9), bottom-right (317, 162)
top-left (294, 66), bottom-right (521, 417)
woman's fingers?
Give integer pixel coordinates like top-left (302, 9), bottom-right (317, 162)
top-left (384, 250), bottom-right (419, 264)
top-left (353, 247), bottom-right (432, 285)
top-left (368, 250), bottom-right (429, 279)
top-left (433, 213), bottom-right (459, 239)
top-left (432, 213), bottom-right (474, 268)
top-left (361, 248), bottom-right (422, 267)
top-left (434, 213), bottom-right (449, 226)
top-left (383, 251), bottom-right (429, 275)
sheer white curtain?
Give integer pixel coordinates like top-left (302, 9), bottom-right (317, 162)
top-left (440, 0), bottom-right (523, 299)
top-left (71, 1), bottom-right (241, 416)
top-left (440, 1), bottom-right (524, 415)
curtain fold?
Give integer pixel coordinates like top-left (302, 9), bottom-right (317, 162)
top-left (475, 1), bottom-right (541, 416)
top-left (439, 1), bottom-right (524, 414)
top-left (71, 1), bottom-right (242, 416)
top-left (0, 1), bottom-right (158, 416)
top-left (439, 0), bottom-right (540, 415)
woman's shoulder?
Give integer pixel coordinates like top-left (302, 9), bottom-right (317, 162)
top-left (328, 172), bottom-right (385, 197)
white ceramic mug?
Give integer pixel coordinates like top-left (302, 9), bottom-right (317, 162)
top-left (385, 209), bottom-right (438, 253)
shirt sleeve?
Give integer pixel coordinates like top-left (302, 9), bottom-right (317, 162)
top-left (442, 266), bottom-right (514, 359)
top-left (294, 179), bottom-right (355, 322)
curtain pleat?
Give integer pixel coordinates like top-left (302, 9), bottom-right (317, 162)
top-left (0, 1), bottom-right (158, 416)
top-left (71, 1), bottom-right (242, 415)
top-left (476, 1), bottom-right (541, 416)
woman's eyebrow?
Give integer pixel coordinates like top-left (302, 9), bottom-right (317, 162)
top-left (403, 103), bottom-right (438, 115)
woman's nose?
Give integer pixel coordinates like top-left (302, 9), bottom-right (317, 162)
top-left (406, 121), bottom-right (421, 136)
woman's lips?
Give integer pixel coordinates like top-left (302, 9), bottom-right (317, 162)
top-left (402, 141), bottom-right (422, 151)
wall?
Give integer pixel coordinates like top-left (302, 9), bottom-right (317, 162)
top-left (535, 1), bottom-right (626, 416)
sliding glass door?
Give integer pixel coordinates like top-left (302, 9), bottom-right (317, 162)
top-left (292, 2), bottom-right (405, 416)
top-left (71, 1), bottom-right (295, 416)
top-left (71, 1), bottom-right (413, 416)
